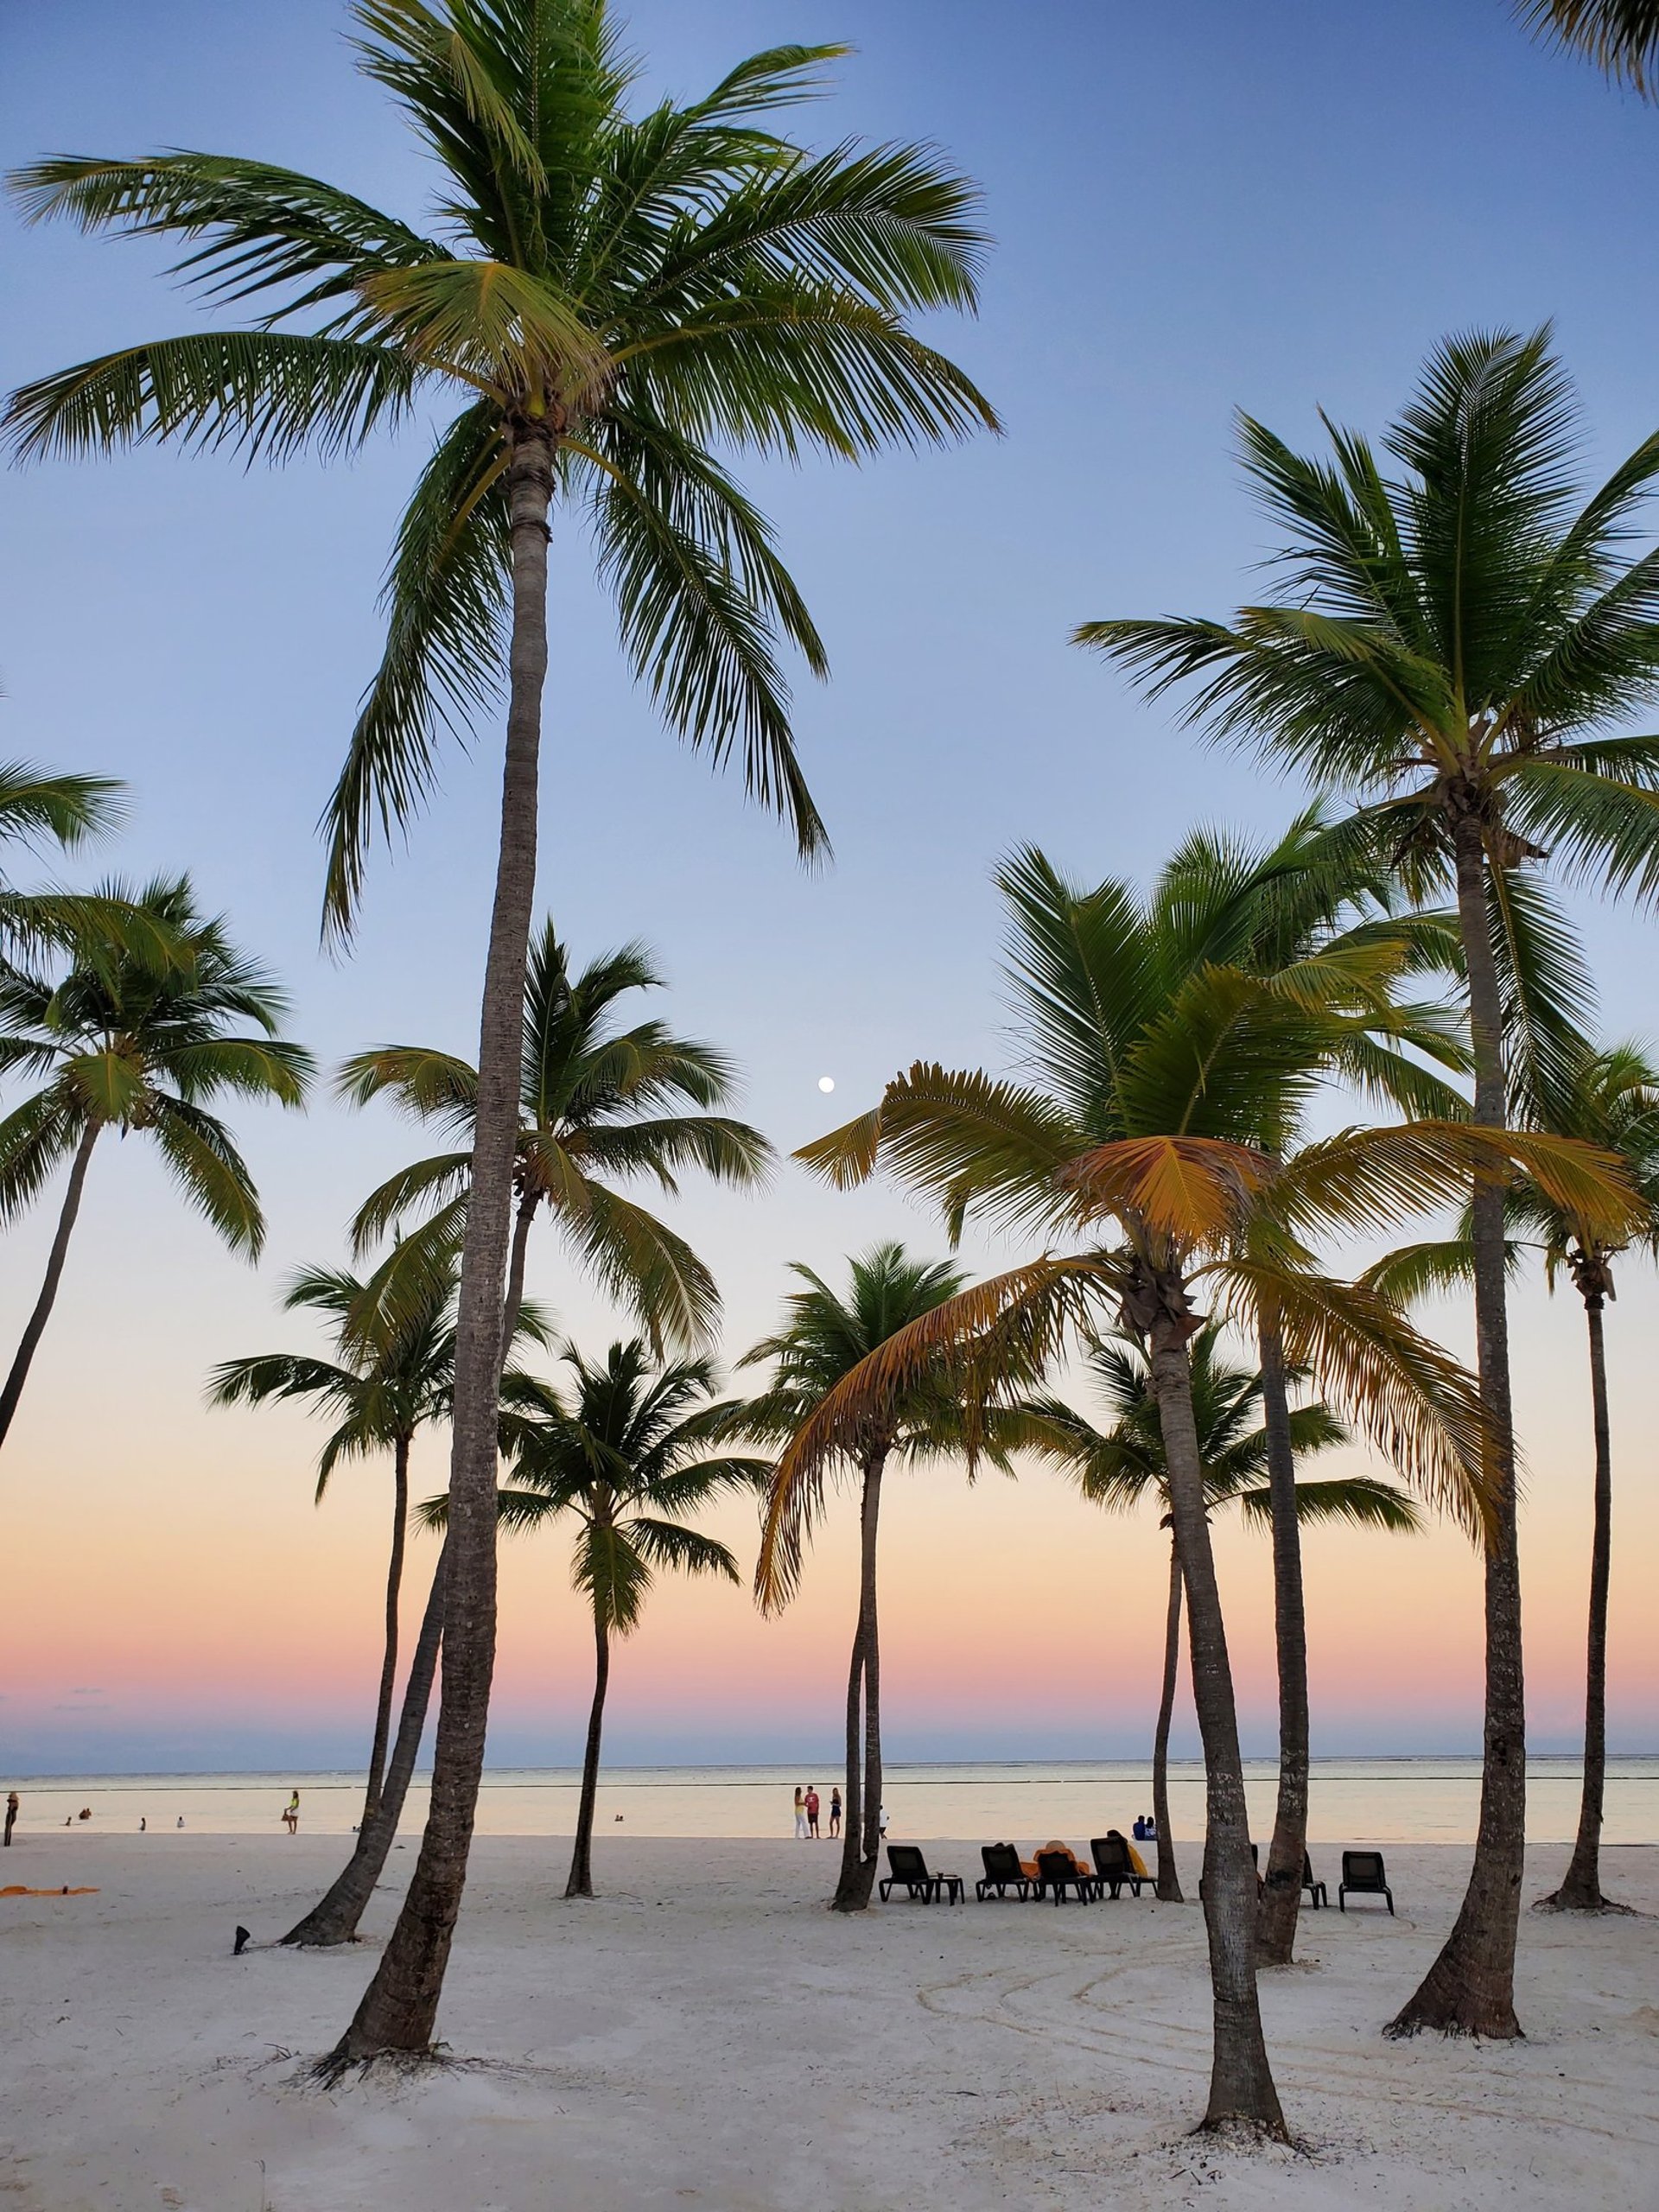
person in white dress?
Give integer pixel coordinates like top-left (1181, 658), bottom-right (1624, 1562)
top-left (792, 1786), bottom-right (809, 1840)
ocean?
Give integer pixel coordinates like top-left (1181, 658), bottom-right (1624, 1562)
top-left (8, 1755), bottom-right (1656, 1845)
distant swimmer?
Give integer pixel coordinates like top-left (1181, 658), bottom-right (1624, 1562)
top-left (282, 1790), bottom-right (300, 1835)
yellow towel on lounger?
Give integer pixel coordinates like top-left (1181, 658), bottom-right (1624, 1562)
top-left (1127, 1844), bottom-right (1149, 1878)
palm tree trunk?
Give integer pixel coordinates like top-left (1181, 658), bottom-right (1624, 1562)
top-left (284, 1542), bottom-right (447, 1947)
top-left (330, 421), bottom-right (556, 2063)
top-left (1390, 808), bottom-right (1524, 2038)
top-left (1255, 1313), bottom-right (1308, 1967)
top-left (501, 1192), bottom-right (537, 1352)
top-left (834, 1580), bottom-right (868, 1908)
top-left (1146, 1287), bottom-right (1287, 2138)
top-left (1152, 1534), bottom-right (1185, 1903)
top-left (833, 1446), bottom-right (887, 1913)
top-left (0, 1120), bottom-right (98, 1450)
top-left (566, 1606), bottom-right (610, 1899)
top-left (1541, 1283), bottom-right (1616, 1910)
top-left (362, 1433), bottom-right (411, 1827)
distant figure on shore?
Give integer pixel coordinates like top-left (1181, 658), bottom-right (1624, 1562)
top-left (1133, 1813), bottom-right (1157, 1841)
top-left (3, 1791), bottom-right (17, 1847)
top-left (829, 1788), bottom-right (842, 1838)
top-left (77, 1808), bottom-right (91, 1822)
top-left (282, 1790), bottom-right (300, 1835)
top-left (792, 1786), bottom-right (808, 1840)
top-left (176, 1816), bottom-right (185, 1829)
top-left (138, 1818), bottom-right (146, 1834)
top-left (806, 1785), bottom-right (821, 1838)
top-left (878, 1803), bottom-right (889, 1838)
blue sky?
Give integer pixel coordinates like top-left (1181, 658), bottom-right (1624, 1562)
top-left (3, 1), bottom-right (1659, 1770)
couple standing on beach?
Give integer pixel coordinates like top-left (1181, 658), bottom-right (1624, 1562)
top-left (791, 1785), bottom-right (841, 1840)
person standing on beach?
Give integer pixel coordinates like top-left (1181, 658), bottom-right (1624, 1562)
top-left (806, 1785), bottom-right (821, 1838)
top-left (283, 1790), bottom-right (300, 1835)
top-left (792, 1787), bottom-right (808, 1840)
top-left (3, 1791), bottom-right (17, 1847)
top-left (829, 1788), bottom-right (842, 1839)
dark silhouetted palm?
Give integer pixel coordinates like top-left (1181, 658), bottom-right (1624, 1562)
top-left (0, 875), bottom-right (311, 1450)
top-left (340, 924), bottom-right (769, 1351)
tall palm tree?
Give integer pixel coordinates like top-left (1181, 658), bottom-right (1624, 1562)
top-left (1146, 812), bottom-right (1472, 1965)
top-left (207, 1251), bottom-right (547, 1827)
top-left (0, 875), bottom-right (311, 1448)
top-left (1081, 327), bottom-right (1659, 2035)
top-left (6, 3), bottom-right (995, 2056)
top-left (429, 1338), bottom-right (767, 1897)
top-left (1520, 0), bottom-right (1659, 90)
top-left (340, 923), bottom-right (770, 1350)
top-left (780, 842), bottom-right (1618, 2135)
top-left (1371, 1040), bottom-right (1659, 1913)
top-left (742, 1243), bottom-right (1028, 1913)
top-left (1022, 1326), bottom-right (1420, 1904)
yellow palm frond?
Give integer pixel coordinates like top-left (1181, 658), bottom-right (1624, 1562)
top-left (754, 1250), bottom-right (1120, 1612)
top-left (1058, 1134), bottom-right (1276, 1245)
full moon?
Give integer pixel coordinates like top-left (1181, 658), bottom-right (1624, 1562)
top-left (817, 1076), bottom-right (836, 1093)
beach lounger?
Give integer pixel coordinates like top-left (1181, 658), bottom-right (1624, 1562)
top-left (1034, 1848), bottom-right (1097, 1904)
top-left (976, 1843), bottom-right (1033, 1901)
top-left (1090, 1834), bottom-right (1146, 1898)
top-left (1338, 1850), bottom-right (1394, 1914)
top-left (879, 1844), bottom-right (963, 1904)
top-left (1302, 1851), bottom-right (1328, 1909)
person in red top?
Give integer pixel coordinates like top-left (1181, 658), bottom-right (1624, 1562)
top-left (805, 1786), bottom-right (821, 1838)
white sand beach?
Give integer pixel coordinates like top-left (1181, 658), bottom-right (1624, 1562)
top-left (2, 1833), bottom-right (1656, 2209)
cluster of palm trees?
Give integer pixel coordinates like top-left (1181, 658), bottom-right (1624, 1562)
top-left (4, 0), bottom-right (1659, 2152)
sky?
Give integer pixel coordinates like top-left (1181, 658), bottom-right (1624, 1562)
top-left (2, 0), bottom-right (1658, 1774)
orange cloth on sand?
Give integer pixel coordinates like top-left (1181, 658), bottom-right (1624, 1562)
top-left (1, 1885), bottom-right (99, 1896)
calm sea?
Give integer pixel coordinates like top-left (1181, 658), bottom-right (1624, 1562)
top-left (8, 1757), bottom-right (1656, 1845)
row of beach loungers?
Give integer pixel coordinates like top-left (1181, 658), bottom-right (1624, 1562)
top-left (879, 1839), bottom-right (1395, 1912)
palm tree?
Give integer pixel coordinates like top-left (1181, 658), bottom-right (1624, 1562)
top-left (0, 875), bottom-right (311, 1448)
top-left (430, 1338), bottom-right (767, 1897)
top-left (781, 841), bottom-right (1617, 2135)
top-left (1520, 0), bottom-right (1659, 90)
top-left (1372, 1040), bottom-right (1659, 1913)
top-left (1022, 1326), bottom-right (1419, 1904)
top-left (340, 923), bottom-right (770, 1350)
top-left (0, 755), bottom-right (120, 956)
top-left (207, 1251), bottom-right (547, 1827)
top-left (741, 1243), bottom-right (1028, 1913)
top-left (6, 3), bottom-right (995, 2057)
top-left (1080, 327), bottom-right (1659, 2035)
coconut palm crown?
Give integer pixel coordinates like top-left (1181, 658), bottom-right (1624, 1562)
top-left (340, 922), bottom-right (769, 1351)
top-left (5, 0), bottom-right (997, 926)
top-left (0, 875), bottom-right (312, 1449)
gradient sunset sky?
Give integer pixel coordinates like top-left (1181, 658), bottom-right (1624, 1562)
top-left (3, 0), bottom-right (1657, 1773)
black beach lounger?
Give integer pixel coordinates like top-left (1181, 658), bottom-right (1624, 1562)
top-left (1302, 1851), bottom-right (1328, 1908)
top-left (880, 1843), bottom-right (963, 1904)
top-left (1090, 1834), bottom-right (1146, 1897)
top-left (1338, 1850), bottom-right (1394, 1914)
top-left (976, 1843), bottom-right (1032, 1901)
top-left (1034, 1849), bottom-right (1097, 1904)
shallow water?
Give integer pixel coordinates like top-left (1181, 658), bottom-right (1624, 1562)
top-left (8, 1755), bottom-right (1656, 1846)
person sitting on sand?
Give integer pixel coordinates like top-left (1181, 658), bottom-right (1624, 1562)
top-left (829, 1788), bottom-right (842, 1838)
top-left (282, 1790), bottom-right (300, 1835)
top-left (792, 1786), bottom-right (808, 1840)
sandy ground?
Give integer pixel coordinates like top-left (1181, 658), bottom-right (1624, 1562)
top-left (1, 1834), bottom-right (1656, 2211)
